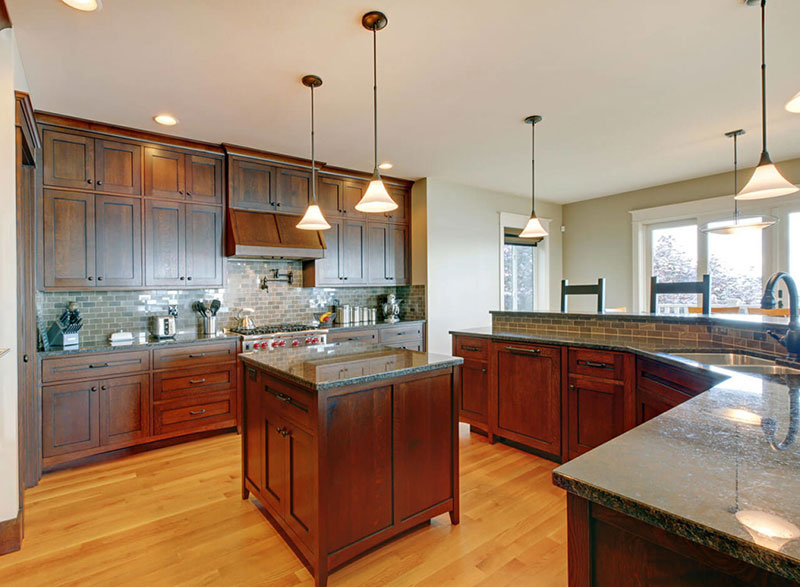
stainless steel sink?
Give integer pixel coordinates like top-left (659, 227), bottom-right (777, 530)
top-left (674, 353), bottom-right (777, 367)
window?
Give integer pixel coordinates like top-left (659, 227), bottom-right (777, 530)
top-left (790, 212), bottom-right (800, 278)
top-left (502, 227), bottom-right (536, 311)
top-left (708, 220), bottom-right (762, 306)
top-left (649, 223), bottom-right (698, 312)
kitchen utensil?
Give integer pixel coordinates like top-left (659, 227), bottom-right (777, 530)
top-left (203, 316), bottom-right (217, 335)
top-left (210, 299), bottom-right (221, 316)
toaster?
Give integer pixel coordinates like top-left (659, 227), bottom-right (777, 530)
top-left (150, 315), bottom-right (177, 339)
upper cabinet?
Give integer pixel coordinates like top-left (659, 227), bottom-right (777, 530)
top-left (186, 154), bottom-right (223, 204)
top-left (144, 147), bottom-right (223, 204)
top-left (95, 140), bottom-right (142, 195)
top-left (275, 167), bottom-right (311, 214)
top-left (228, 156), bottom-right (311, 214)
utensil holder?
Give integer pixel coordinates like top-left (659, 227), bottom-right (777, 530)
top-left (203, 316), bottom-right (217, 335)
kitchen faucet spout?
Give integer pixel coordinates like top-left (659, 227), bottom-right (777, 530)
top-left (762, 272), bottom-right (800, 357)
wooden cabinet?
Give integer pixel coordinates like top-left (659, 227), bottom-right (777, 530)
top-left (384, 186), bottom-right (408, 223)
top-left (42, 129), bottom-right (94, 190)
top-left (276, 167), bottom-right (311, 214)
top-left (460, 359), bottom-right (488, 426)
top-left (185, 204), bottom-right (224, 286)
top-left (327, 322), bottom-right (426, 351)
top-left (185, 154), bottom-right (223, 204)
top-left (95, 195), bottom-right (143, 287)
top-left (390, 224), bottom-right (409, 284)
top-left (229, 157), bottom-right (277, 211)
top-left (95, 139), bottom-right (141, 195)
top-left (367, 222), bottom-right (408, 285)
top-left (341, 218), bottom-right (367, 284)
top-left (317, 176), bottom-right (344, 217)
top-left (312, 218), bottom-right (343, 285)
top-left (100, 374), bottom-right (149, 446)
top-left (636, 358), bottom-right (718, 425)
top-left (145, 147), bottom-right (223, 204)
top-left (567, 376), bottom-right (625, 459)
top-left (341, 180), bottom-right (367, 218)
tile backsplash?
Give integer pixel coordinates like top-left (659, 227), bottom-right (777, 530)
top-left (37, 259), bottom-right (426, 346)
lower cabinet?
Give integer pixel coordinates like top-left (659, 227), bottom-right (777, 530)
top-left (327, 322), bottom-right (426, 351)
top-left (567, 375), bottom-right (625, 460)
top-left (636, 358), bottom-right (718, 425)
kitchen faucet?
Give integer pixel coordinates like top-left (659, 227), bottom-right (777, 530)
top-left (761, 272), bottom-right (800, 357)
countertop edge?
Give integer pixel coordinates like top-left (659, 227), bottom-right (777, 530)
top-left (37, 333), bottom-right (241, 357)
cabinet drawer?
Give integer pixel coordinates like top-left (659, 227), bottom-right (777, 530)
top-left (153, 391), bottom-right (236, 435)
top-left (384, 341), bottom-right (422, 352)
top-left (378, 323), bottom-right (423, 343)
top-left (328, 328), bottom-right (378, 343)
top-left (42, 350), bottom-right (150, 384)
top-left (261, 376), bottom-right (314, 430)
top-left (568, 348), bottom-right (625, 381)
top-left (152, 340), bottom-right (236, 370)
top-left (452, 336), bottom-right (488, 360)
top-left (153, 364), bottom-right (236, 401)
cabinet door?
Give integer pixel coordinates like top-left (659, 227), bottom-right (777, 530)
top-left (185, 204), bottom-right (223, 286)
top-left (495, 343), bottom-right (561, 457)
top-left (318, 176), bottom-right (343, 217)
top-left (186, 154), bottom-right (223, 204)
top-left (275, 167), bottom-right (311, 214)
top-left (42, 381), bottom-right (100, 457)
top-left (144, 199), bottom-right (186, 287)
top-left (244, 368), bottom-right (263, 493)
top-left (341, 218), bottom-right (367, 284)
top-left (42, 129), bottom-right (94, 189)
top-left (460, 359), bottom-right (488, 424)
top-left (144, 147), bottom-right (185, 199)
top-left (314, 218), bottom-right (343, 285)
top-left (261, 406), bottom-right (287, 515)
top-left (95, 195), bottom-right (142, 287)
top-left (390, 224), bottom-right (409, 285)
top-left (341, 180), bottom-right (367, 218)
top-left (284, 422), bottom-right (316, 549)
top-left (100, 374), bottom-right (149, 447)
top-left (43, 189), bottom-right (96, 288)
top-left (367, 221), bottom-right (391, 285)
top-left (385, 186), bottom-right (408, 223)
top-left (95, 139), bottom-right (141, 195)
top-left (229, 158), bottom-right (276, 211)
top-left (568, 376), bottom-right (624, 459)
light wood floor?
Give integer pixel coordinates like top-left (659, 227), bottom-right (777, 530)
top-left (0, 425), bottom-right (567, 586)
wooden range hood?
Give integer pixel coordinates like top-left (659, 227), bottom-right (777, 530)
top-left (225, 209), bottom-right (326, 260)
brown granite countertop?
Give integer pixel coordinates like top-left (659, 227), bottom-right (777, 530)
top-left (38, 332), bottom-right (240, 357)
top-left (240, 341), bottom-right (461, 391)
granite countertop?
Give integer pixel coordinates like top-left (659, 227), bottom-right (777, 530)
top-left (239, 341), bottom-right (462, 391)
top-left (38, 332), bottom-right (240, 357)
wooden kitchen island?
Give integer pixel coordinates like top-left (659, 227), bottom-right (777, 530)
top-left (239, 342), bottom-right (463, 587)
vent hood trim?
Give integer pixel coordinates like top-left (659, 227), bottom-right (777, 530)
top-left (225, 209), bottom-right (326, 260)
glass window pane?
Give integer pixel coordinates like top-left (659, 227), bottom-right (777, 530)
top-left (708, 221), bottom-right (762, 307)
top-left (651, 224), bottom-right (698, 313)
top-left (503, 243), bottom-right (535, 311)
top-left (790, 213), bottom-right (800, 279)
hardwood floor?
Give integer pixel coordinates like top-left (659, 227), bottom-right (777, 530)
top-left (0, 425), bottom-right (567, 586)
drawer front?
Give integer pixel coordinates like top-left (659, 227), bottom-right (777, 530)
top-left (378, 323), bottom-right (423, 343)
top-left (152, 340), bottom-right (236, 370)
top-left (637, 358), bottom-right (717, 397)
top-left (568, 348), bottom-right (625, 381)
top-left (153, 364), bottom-right (236, 401)
top-left (384, 341), bottom-right (422, 351)
top-left (452, 336), bottom-right (489, 361)
top-left (327, 328), bottom-right (378, 343)
top-left (153, 391), bottom-right (236, 435)
top-left (42, 350), bottom-right (150, 384)
top-left (261, 375), bottom-right (314, 430)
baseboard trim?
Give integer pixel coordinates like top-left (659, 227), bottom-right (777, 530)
top-left (0, 508), bottom-right (22, 555)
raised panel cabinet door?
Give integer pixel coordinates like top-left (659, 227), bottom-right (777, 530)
top-left (495, 343), bottom-right (562, 457)
top-left (567, 376), bottom-right (625, 459)
top-left (341, 218), bottom-right (367, 284)
top-left (366, 221), bottom-right (390, 285)
top-left (314, 218), bottom-right (343, 285)
top-left (244, 368), bottom-right (263, 492)
top-left (94, 195), bottom-right (143, 287)
top-left (229, 158), bottom-right (276, 211)
top-left (284, 422), bottom-right (316, 549)
top-left (42, 129), bottom-right (95, 189)
top-left (341, 180), bottom-right (367, 218)
top-left (94, 139), bottom-right (142, 195)
top-left (460, 359), bottom-right (488, 423)
top-left (100, 374), bottom-right (149, 447)
top-left (385, 186), bottom-right (408, 223)
top-left (144, 147), bottom-right (185, 199)
top-left (185, 154), bottom-right (223, 204)
top-left (144, 199), bottom-right (186, 287)
top-left (43, 189), bottom-right (96, 288)
top-left (261, 407), bottom-right (287, 516)
top-left (185, 204), bottom-right (223, 286)
top-left (390, 224), bottom-right (409, 285)
top-left (42, 381), bottom-right (100, 458)
top-left (275, 167), bottom-right (311, 214)
top-left (317, 176), bottom-right (343, 217)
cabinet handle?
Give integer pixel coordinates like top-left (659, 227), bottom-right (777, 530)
top-left (179, 190), bottom-right (184, 195)
top-left (461, 345), bottom-right (481, 352)
top-left (101, 385), bottom-right (108, 390)
top-left (578, 360), bottom-right (609, 369)
top-left (89, 362), bottom-right (109, 369)
top-left (186, 192), bottom-right (192, 197)
top-left (265, 387), bottom-right (309, 413)
top-left (189, 409), bottom-right (206, 416)
top-left (91, 386), bottom-right (98, 392)
top-left (506, 346), bottom-right (542, 355)
top-left (96, 180), bottom-right (103, 186)
top-left (276, 426), bottom-right (289, 437)
top-left (188, 353), bottom-right (206, 358)
top-left (189, 378), bottom-right (207, 385)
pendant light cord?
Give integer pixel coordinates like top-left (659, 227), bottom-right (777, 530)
top-left (311, 84), bottom-right (317, 203)
top-left (734, 132), bottom-right (739, 222)
top-left (761, 0), bottom-right (768, 155)
top-left (531, 120), bottom-right (536, 216)
top-left (373, 25), bottom-right (379, 173)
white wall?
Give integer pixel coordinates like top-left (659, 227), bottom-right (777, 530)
top-left (417, 178), bottom-right (562, 355)
top-left (0, 28), bottom-right (24, 523)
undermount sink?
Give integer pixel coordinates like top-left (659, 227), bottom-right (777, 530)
top-left (673, 352), bottom-right (800, 377)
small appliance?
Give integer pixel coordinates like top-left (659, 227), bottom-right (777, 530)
top-left (150, 305), bottom-right (178, 339)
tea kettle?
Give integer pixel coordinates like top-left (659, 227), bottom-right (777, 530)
top-left (238, 308), bottom-right (256, 330)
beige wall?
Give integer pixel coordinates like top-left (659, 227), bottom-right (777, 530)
top-left (414, 178), bottom-right (562, 354)
top-left (562, 157), bottom-right (800, 312)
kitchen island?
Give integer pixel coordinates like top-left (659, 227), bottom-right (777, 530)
top-left (239, 342), bottom-right (463, 587)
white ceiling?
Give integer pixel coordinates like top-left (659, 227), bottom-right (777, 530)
top-left (8, 0), bottom-right (800, 204)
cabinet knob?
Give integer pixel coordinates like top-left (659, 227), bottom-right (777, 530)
top-left (91, 386), bottom-right (98, 392)
top-left (23, 354), bottom-right (29, 363)
top-left (179, 276), bottom-right (185, 280)
top-left (186, 192), bottom-right (192, 197)
top-left (87, 276), bottom-right (93, 281)
top-left (97, 276), bottom-right (103, 281)
top-left (569, 384), bottom-right (576, 390)
top-left (96, 180), bottom-right (103, 186)
top-left (86, 179), bottom-right (93, 184)
top-left (481, 368), bottom-right (487, 373)
top-left (187, 276), bottom-right (192, 281)
top-left (276, 202), bottom-right (281, 207)
top-left (179, 190), bottom-right (184, 195)
top-left (101, 385), bottom-right (108, 391)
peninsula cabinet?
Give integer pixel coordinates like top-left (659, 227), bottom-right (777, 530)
top-left (144, 147), bottom-right (223, 204)
top-left (635, 357), bottom-right (719, 425)
top-left (452, 335), bottom-right (489, 432)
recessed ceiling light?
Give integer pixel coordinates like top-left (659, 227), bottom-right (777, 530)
top-left (153, 114), bottom-right (178, 126)
top-left (378, 162), bottom-right (393, 170)
top-left (61, 0), bottom-right (102, 12)
top-left (787, 91), bottom-right (800, 113)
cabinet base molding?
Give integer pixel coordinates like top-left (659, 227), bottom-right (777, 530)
top-left (0, 508), bottom-right (22, 556)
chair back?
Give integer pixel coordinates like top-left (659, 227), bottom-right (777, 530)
top-left (650, 274), bottom-right (711, 314)
top-left (688, 306), bottom-right (740, 314)
top-left (747, 307), bottom-right (790, 318)
top-left (561, 278), bottom-right (606, 313)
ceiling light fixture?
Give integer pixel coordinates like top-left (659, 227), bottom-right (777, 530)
top-left (519, 115), bottom-right (548, 239)
top-left (355, 11), bottom-right (398, 214)
top-left (61, 0), bottom-right (101, 11)
top-left (378, 162), bottom-right (393, 170)
top-left (787, 91), bottom-right (800, 113)
top-left (736, 0), bottom-right (798, 201)
top-left (700, 129), bottom-right (777, 234)
top-left (153, 114), bottom-right (178, 126)
top-left (297, 75), bottom-right (331, 231)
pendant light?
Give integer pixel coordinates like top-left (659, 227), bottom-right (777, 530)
top-left (787, 90), bottom-right (800, 114)
top-left (736, 0), bottom-right (798, 201)
top-left (297, 75), bottom-right (331, 231)
top-left (519, 115), bottom-right (548, 238)
top-left (355, 11), bottom-right (398, 213)
top-left (700, 129), bottom-right (778, 234)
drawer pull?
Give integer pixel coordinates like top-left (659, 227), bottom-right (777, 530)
top-left (188, 353), bottom-right (206, 359)
top-left (276, 426), bottom-right (289, 437)
top-left (578, 360), bottom-right (610, 369)
top-left (506, 346), bottom-right (541, 355)
top-left (89, 362), bottom-right (110, 369)
top-left (265, 387), bottom-right (309, 413)
top-left (189, 409), bottom-right (207, 416)
top-left (481, 368), bottom-right (487, 373)
top-left (461, 345), bottom-right (481, 352)
top-left (189, 378), bottom-right (207, 385)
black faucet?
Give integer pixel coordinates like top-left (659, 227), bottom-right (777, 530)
top-left (762, 272), bottom-right (800, 357)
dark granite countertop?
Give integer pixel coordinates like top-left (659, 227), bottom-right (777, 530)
top-left (239, 341), bottom-right (461, 391)
top-left (450, 326), bottom-right (800, 581)
top-left (38, 332), bottom-right (240, 357)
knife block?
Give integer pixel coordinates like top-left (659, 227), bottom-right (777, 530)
top-left (46, 322), bottom-right (80, 349)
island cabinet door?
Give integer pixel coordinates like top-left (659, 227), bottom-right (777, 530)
top-left (284, 423), bottom-right (316, 550)
top-left (494, 342), bottom-right (562, 458)
top-left (243, 367), bottom-right (263, 493)
top-left (567, 375), bottom-right (624, 460)
top-left (459, 358), bottom-right (488, 425)
top-left (261, 408), bottom-right (287, 516)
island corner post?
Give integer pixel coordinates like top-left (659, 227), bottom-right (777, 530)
top-left (239, 354), bottom-right (461, 587)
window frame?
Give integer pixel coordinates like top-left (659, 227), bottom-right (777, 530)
top-left (499, 211), bottom-right (550, 312)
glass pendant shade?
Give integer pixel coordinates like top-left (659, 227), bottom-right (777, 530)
top-left (736, 156), bottom-right (799, 200)
top-left (699, 215), bottom-right (778, 234)
top-left (356, 171), bottom-right (397, 213)
top-left (519, 215), bottom-right (548, 238)
top-left (786, 91), bottom-right (800, 113)
top-left (296, 204), bottom-right (331, 230)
